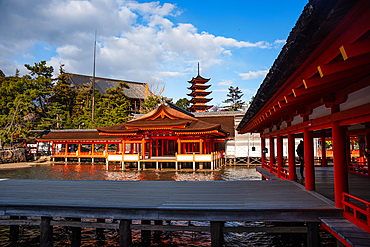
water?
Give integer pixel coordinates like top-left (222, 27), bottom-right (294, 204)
top-left (0, 164), bottom-right (337, 246)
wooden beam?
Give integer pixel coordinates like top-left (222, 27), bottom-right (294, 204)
top-left (211, 221), bottom-right (224, 247)
top-left (40, 217), bottom-right (53, 247)
top-left (119, 220), bottom-right (132, 247)
top-left (340, 38), bottom-right (370, 61)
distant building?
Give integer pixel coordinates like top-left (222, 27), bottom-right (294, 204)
top-left (66, 73), bottom-right (148, 114)
top-left (187, 64), bottom-right (213, 112)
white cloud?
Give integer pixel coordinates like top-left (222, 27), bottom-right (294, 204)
top-left (0, 0), bottom-right (278, 84)
top-left (213, 89), bottom-right (229, 92)
top-left (218, 79), bottom-right (233, 86)
top-left (239, 69), bottom-right (269, 80)
top-left (274, 39), bottom-right (286, 49)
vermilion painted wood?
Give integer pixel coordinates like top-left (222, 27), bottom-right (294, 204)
top-left (342, 192), bottom-right (370, 234)
top-left (332, 121), bottom-right (349, 208)
top-left (288, 132), bottom-right (296, 181)
top-left (304, 128), bottom-right (315, 191)
top-left (239, 1), bottom-right (370, 134)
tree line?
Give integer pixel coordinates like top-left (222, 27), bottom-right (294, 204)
top-left (0, 61), bottom-right (131, 145)
top-left (0, 61), bottom-right (249, 146)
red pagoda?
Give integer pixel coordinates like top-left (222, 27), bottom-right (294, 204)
top-left (187, 63), bottom-right (213, 112)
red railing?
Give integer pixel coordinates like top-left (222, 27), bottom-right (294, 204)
top-left (280, 167), bottom-right (289, 180)
top-left (348, 161), bottom-right (369, 177)
top-left (271, 163), bottom-right (278, 174)
top-left (262, 159), bottom-right (270, 170)
top-left (342, 192), bottom-right (370, 234)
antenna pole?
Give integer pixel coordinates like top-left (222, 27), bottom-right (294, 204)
top-left (92, 30), bottom-right (97, 123)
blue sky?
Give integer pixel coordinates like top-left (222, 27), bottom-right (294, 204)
top-left (0, 0), bottom-right (308, 108)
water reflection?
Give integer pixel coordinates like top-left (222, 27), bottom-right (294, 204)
top-left (0, 164), bottom-right (262, 182)
top-left (0, 164), bottom-right (333, 247)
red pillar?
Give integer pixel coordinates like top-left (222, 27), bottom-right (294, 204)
top-left (304, 128), bottom-right (315, 191)
top-left (161, 139), bottom-right (164, 156)
top-left (332, 121), bottom-right (348, 208)
top-left (142, 139), bottom-right (146, 160)
top-left (149, 140), bottom-right (152, 157)
top-left (287, 132), bottom-right (296, 181)
top-left (156, 140), bottom-right (158, 156)
top-left (269, 136), bottom-right (274, 173)
top-left (261, 137), bottom-right (265, 166)
top-left (277, 135), bottom-right (283, 178)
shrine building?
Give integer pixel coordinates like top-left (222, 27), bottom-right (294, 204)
top-left (38, 103), bottom-right (227, 171)
top-left (237, 0), bottom-right (370, 238)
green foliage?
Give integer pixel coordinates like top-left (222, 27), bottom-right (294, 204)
top-left (223, 86), bottom-right (245, 111)
top-left (0, 61), bottom-right (132, 145)
top-left (141, 95), bottom-right (163, 114)
top-left (175, 98), bottom-right (190, 111)
top-left (95, 81), bottom-right (131, 127)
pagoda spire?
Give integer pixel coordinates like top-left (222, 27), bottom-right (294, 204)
top-left (198, 62), bottom-right (200, 76)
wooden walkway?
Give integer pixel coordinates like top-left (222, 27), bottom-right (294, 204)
top-left (258, 166), bottom-right (370, 247)
top-left (0, 177), bottom-right (341, 246)
top-left (0, 178), bottom-right (340, 222)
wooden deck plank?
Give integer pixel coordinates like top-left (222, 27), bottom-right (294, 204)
top-left (0, 178), bottom-right (340, 222)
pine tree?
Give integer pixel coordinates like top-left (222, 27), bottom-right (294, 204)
top-left (175, 98), bottom-right (190, 111)
top-left (223, 86), bottom-right (245, 111)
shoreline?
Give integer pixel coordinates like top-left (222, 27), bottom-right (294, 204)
top-left (0, 161), bottom-right (52, 170)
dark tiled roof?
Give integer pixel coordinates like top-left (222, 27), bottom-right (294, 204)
top-left (67, 73), bottom-right (148, 99)
top-left (38, 129), bottom-right (120, 141)
top-left (196, 116), bottom-right (235, 138)
top-left (237, 0), bottom-right (358, 132)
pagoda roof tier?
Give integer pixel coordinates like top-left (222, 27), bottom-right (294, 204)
top-left (97, 104), bottom-right (227, 137)
top-left (189, 97), bottom-right (212, 103)
top-left (188, 75), bottom-right (211, 84)
top-left (188, 84), bottom-right (211, 90)
top-left (189, 105), bottom-right (213, 112)
top-left (187, 91), bottom-right (212, 97)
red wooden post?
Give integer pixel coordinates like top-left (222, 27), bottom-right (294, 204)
top-left (332, 121), bottom-right (348, 208)
top-left (177, 139), bottom-right (181, 154)
top-left (304, 128), bottom-right (315, 191)
top-left (269, 136), bottom-right (274, 173)
top-left (161, 139), bottom-right (164, 156)
top-left (156, 139), bottom-right (158, 156)
top-left (277, 134), bottom-right (283, 178)
top-left (142, 138), bottom-right (145, 160)
top-left (149, 140), bottom-right (152, 157)
top-left (261, 137), bottom-right (265, 166)
top-left (287, 132), bottom-right (296, 181)
top-left (166, 139), bottom-right (169, 155)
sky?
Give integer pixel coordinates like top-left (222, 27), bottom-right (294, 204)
top-left (0, 0), bottom-right (308, 107)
